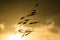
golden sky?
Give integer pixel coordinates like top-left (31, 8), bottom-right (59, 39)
top-left (0, 0), bottom-right (60, 40)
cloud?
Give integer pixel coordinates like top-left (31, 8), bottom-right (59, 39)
top-left (0, 23), bottom-right (5, 30)
top-left (20, 20), bottom-right (60, 40)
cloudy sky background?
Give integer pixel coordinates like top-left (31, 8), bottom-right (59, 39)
top-left (0, 0), bottom-right (60, 40)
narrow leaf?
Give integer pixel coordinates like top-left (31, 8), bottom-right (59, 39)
top-left (25, 19), bottom-right (29, 21)
top-left (29, 22), bottom-right (38, 24)
top-left (23, 22), bottom-right (27, 24)
top-left (20, 16), bottom-right (24, 20)
top-left (18, 22), bottom-right (22, 24)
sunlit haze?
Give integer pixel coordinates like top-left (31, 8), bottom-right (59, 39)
top-left (0, 0), bottom-right (60, 40)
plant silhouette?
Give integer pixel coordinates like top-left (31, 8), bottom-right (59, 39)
top-left (15, 3), bottom-right (39, 37)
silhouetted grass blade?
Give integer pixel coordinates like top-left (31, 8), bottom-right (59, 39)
top-left (29, 22), bottom-right (33, 24)
top-left (26, 11), bottom-right (36, 17)
top-left (23, 22), bottom-right (27, 24)
top-left (24, 30), bottom-right (33, 36)
top-left (25, 30), bottom-right (33, 33)
top-left (25, 19), bottom-right (29, 21)
top-left (18, 22), bottom-right (22, 24)
top-left (21, 34), bottom-right (24, 37)
top-left (18, 29), bottom-right (23, 33)
top-left (20, 16), bottom-right (24, 20)
top-left (33, 22), bottom-right (38, 23)
top-left (18, 30), bottom-right (21, 32)
top-left (27, 13), bottom-right (35, 17)
top-left (25, 34), bottom-right (29, 36)
top-left (29, 22), bottom-right (38, 24)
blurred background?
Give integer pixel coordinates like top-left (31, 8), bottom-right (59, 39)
top-left (0, 0), bottom-right (60, 40)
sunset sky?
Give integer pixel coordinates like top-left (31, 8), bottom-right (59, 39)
top-left (0, 0), bottom-right (60, 40)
